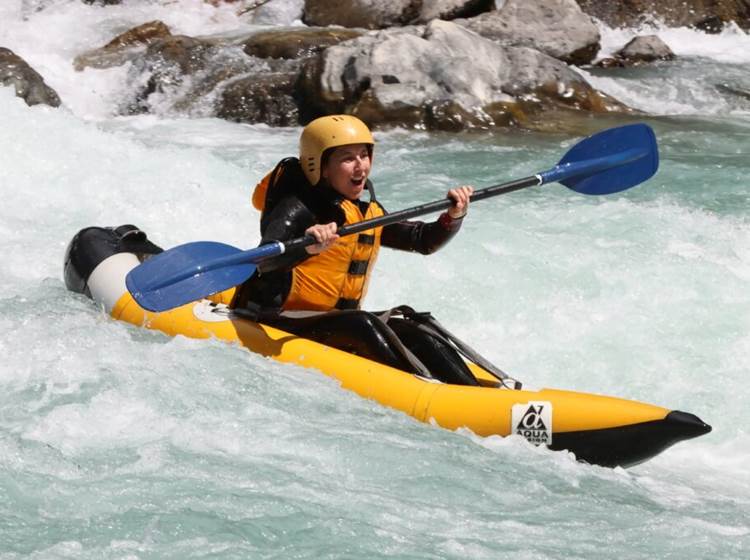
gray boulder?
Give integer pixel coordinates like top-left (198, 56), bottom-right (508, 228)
top-left (457, 0), bottom-right (601, 65)
top-left (300, 20), bottom-right (627, 131)
top-left (303, 0), bottom-right (417, 29)
top-left (302, 0), bottom-right (495, 29)
top-left (0, 47), bottom-right (61, 107)
top-left (619, 35), bottom-right (675, 63)
top-left (597, 35), bottom-right (675, 68)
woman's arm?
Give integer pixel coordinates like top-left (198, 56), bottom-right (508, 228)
top-left (256, 196), bottom-right (317, 273)
top-left (380, 214), bottom-right (464, 254)
top-left (381, 185), bottom-right (473, 254)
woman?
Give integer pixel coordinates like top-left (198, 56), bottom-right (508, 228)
top-left (232, 115), bottom-right (479, 385)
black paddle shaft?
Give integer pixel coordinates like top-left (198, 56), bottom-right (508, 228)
top-left (282, 175), bottom-right (541, 254)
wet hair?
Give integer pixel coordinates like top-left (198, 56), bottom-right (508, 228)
top-left (319, 147), bottom-right (335, 175)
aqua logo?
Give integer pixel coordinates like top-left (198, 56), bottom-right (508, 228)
top-left (511, 401), bottom-right (553, 446)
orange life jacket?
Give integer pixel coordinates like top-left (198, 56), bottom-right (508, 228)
top-left (252, 159), bottom-right (385, 311)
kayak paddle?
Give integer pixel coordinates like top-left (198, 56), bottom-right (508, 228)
top-left (126, 123), bottom-right (659, 312)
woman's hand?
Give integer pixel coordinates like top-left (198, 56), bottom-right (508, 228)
top-left (305, 222), bottom-right (339, 254)
top-left (447, 185), bottom-right (474, 219)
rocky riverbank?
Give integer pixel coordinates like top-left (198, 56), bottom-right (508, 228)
top-left (2, 0), bottom-right (748, 132)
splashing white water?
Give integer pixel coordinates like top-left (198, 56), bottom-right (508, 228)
top-left (597, 20), bottom-right (750, 63)
top-left (1, 2), bottom-right (749, 558)
top-left (580, 21), bottom-right (750, 115)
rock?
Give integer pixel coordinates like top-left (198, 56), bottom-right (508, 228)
top-left (715, 83), bottom-right (750, 101)
top-left (116, 18), bottom-right (629, 131)
top-left (596, 35), bottom-right (675, 67)
top-left (576, 0), bottom-right (750, 30)
top-left (303, 0), bottom-right (496, 28)
top-left (241, 27), bottom-right (363, 59)
top-left (457, 0), bottom-right (601, 65)
top-left (0, 47), bottom-right (61, 107)
top-left (123, 34), bottom-right (226, 114)
top-left (618, 35), bottom-right (675, 63)
top-left (595, 57), bottom-right (626, 69)
top-left (123, 28), bottom-right (318, 120)
top-left (102, 20), bottom-right (172, 50)
top-left (300, 20), bottom-right (628, 131)
top-left (216, 72), bottom-right (299, 125)
top-left (692, 15), bottom-right (726, 34)
top-left (303, 0), bottom-right (419, 29)
top-left (417, 0), bottom-right (495, 22)
top-left (81, 0), bottom-right (123, 5)
top-left (139, 34), bottom-right (214, 75)
top-left (74, 20), bottom-right (172, 71)
top-left (122, 25), bottom-right (362, 119)
top-left (219, 27), bottom-right (363, 123)
top-left (124, 26), bottom-right (362, 119)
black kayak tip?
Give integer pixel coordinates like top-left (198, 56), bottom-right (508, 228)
top-left (665, 410), bottom-right (712, 439)
top-left (551, 409), bottom-right (711, 468)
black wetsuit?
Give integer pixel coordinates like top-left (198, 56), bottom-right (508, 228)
top-left (232, 161), bottom-right (478, 385)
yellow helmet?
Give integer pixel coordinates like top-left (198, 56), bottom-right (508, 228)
top-left (299, 115), bottom-right (374, 185)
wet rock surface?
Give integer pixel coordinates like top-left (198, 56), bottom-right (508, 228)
top-left (74, 20), bottom-right (172, 71)
top-left (457, 0), bottom-right (601, 65)
top-left (0, 47), bottom-right (61, 107)
top-left (300, 21), bottom-right (628, 131)
top-left (597, 35), bottom-right (675, 68)
top-left (241, 27), bottom-right (363, 59)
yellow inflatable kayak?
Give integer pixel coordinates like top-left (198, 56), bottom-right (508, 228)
top-left (64, 225), bottom-right (711, 468)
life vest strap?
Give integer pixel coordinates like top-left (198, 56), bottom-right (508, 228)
top-left (335, 297), bottom-right (360, 310)
top-left (347, 260), bottom-right (369, 275)
top-left (358, 234), bottom-right (375, 245)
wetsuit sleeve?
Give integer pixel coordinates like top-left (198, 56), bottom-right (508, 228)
top-left (256, 196), bottom-right (317, 273)
top-left (380, 212), bottom-right (464, 254)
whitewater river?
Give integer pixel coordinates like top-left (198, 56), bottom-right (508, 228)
top-left (1, 1), bottom-right (749, 558)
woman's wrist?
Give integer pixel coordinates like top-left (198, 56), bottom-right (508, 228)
top-left (438, 211), bottom-right (464, 230)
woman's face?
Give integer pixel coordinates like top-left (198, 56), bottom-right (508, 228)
top-left (321, 143), bottom-right (372, 200)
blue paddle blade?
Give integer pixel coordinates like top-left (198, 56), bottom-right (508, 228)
top-left (126, 241), bottom-right (257, 312)
top-left (540, 123), bottom-right (659, 195)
